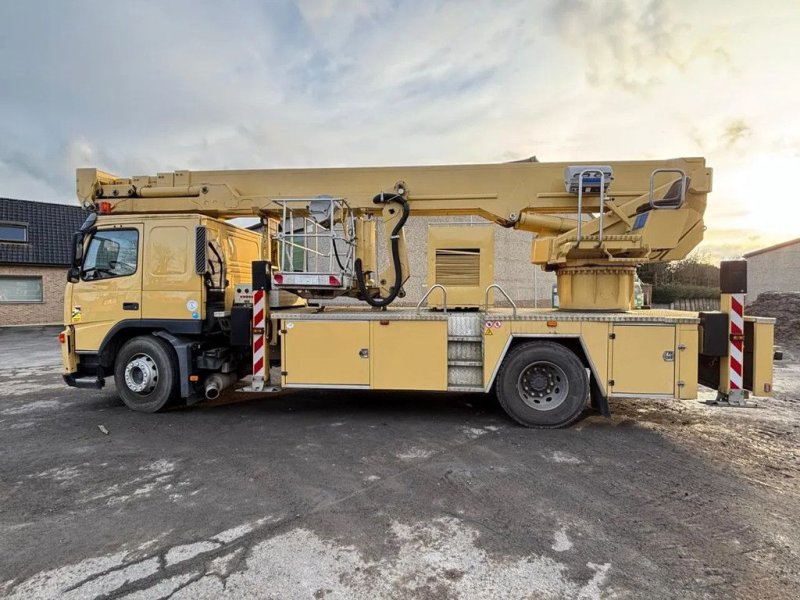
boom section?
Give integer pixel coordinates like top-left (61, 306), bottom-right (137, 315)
top-left (77, 158), bottom-right (711, 225)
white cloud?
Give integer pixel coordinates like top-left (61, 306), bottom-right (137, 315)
top-left (0, 0), bottom-right (798, 257)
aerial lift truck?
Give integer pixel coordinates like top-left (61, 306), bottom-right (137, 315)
top-left (59, 157), bottom-right (775, 427)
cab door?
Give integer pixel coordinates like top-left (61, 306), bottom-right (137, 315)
top-left (141, 221), bottom-right (204, 321)
top-left (71, 225), bottom-right (143, 352)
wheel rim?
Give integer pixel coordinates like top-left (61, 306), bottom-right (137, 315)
top-left (516, 361), bottom-right (569, 411)
top-left (124, 353), bottom-right (159, 395)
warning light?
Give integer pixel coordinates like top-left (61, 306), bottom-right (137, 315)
top-left (98, 201), bottom-right (112, 214)
top-left (546, 320), bottom-right (558, 328)
top-left (189, 375), bottom-right (199, 382)
top-left (274, 273), bottom-right (284, 284)
top-left (58, 332), bottom-right (66, 344)
top-left (329, 275), bottom-right (341, 286)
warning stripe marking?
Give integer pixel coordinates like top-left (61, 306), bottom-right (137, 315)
top-left (729, 293), bottom-right (744, 390)
top-left (252, 289), bottom-right (267, 377)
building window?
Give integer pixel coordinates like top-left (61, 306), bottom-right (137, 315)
top-left (0, 276), bottom-right (43, 303)
top-left (0, 222), bottom-right (28, 243)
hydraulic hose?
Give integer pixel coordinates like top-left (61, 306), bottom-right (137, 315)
top-left (354, 192), bottom-right (409, 308)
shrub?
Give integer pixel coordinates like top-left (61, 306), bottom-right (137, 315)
top-left (651, 284), bottom-right (720, 304)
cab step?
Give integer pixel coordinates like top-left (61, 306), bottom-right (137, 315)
top-left (447, 384), bottom-right (485, 393)
top-left (63, 374), bottom-right (105, 389)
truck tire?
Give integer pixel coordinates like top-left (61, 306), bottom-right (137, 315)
top-left (114, 336), bottom-right (179, 413)
top-left (496, 341), bottom-right (588, 428)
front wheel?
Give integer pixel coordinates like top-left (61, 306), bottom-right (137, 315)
top-left (114, 336), bottom-right (179, 413)
top-left (496, 341), bottom-right (588, 428)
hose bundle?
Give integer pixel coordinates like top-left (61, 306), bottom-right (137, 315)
top-left (354, 192), bottom-right (409, 308)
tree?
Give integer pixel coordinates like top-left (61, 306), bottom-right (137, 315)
top-left (638, 252), bottom-right (719, 287)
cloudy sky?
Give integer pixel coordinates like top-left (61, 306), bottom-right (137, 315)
top-left (1, 0), bottom-right (798, 259)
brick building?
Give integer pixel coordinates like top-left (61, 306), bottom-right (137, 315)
top-left (0, 198), bottom-right (86, 326)
top-left (743, 238), bottom-right (800, 302)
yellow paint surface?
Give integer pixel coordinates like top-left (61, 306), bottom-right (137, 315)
top-left (677, 325), bottom-right (698, 399)
top-left (371, 321), bottom-right (447, 390)
top-left (72, 223), bottom-right (143, 351)
top-left (611, 325), bottom-right (675, 395)
top-left (580, 321), bottom-right (610, 395)
top-left (142, 222), bottom-right (203, 320)
top-left (283, 321), bottom-right (370, 386)
top-left (750, 320), bottom-right (774, 397)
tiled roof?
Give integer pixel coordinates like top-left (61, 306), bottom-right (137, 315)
top-left (0, 198), bottom-right (87, 266)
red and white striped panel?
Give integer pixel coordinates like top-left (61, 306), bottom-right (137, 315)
top-left (252, 289), bottom-right (266, 379)
top-left (729, 293), bottom-right (745, 391)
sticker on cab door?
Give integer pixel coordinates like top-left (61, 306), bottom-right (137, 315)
top-left (186, 299), bottom-right (199, 312)
top-left (71, 306), bottom-right (82, 323)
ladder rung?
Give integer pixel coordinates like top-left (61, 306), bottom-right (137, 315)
top-left (447, 385), bottom-right (485, 393)
top-left (448, 335), bottom-right (482, 342)
top-left (448, 360), bottom-right (482, 367)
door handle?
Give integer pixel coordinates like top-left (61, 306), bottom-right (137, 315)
top-left (122, 302), bottom-right (139, 311)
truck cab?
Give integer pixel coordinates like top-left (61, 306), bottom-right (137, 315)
top-left (61, 212), bottom-right (262, 410)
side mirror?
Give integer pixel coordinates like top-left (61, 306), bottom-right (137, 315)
top-left (71, 232), bottom-right (85, 266)
top-left (80, 211), bottom-right (97, 233)
top-left (67, 266), bottom-right (80, 283)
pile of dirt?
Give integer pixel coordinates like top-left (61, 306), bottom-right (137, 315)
top-left (747, 291), bottom-right (800, 344)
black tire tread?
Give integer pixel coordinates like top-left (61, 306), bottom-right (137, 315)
top-left (496, 341), bottom-right (588, 429)
top-left (113, 335), bottom-right (179, 413)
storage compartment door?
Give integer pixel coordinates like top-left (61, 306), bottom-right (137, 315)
top-left (611, 325), bottom-right (675, 395)
top-left (371, 320), bottom-right (448, 390)
top-left (283, 321), bottom-right (370, 387)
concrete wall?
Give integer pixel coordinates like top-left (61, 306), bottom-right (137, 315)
top-left (0, 265), bottom-right (66, 326)
top-left (746, 243), bottom-right (800, 302)
top-left (386, 216), bottom-right (555, 308)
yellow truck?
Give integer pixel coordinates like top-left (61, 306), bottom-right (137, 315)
top-left (60, 158), bottom-right (775, 427)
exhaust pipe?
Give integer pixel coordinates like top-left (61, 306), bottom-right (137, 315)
top-left (204, 373), bottom-right (237, 400)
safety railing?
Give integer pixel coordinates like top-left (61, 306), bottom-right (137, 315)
top-left (275, 196), bottom-right (356, 280)
top-left (576, 169), bottom-right (607, 245)
top-left (417, 284), bottom-right (448, 313)
top-left (483, 284), bottom-right (517, 318)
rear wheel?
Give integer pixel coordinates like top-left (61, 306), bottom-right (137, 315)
top-left (114, 336), bottom-right (179, 413)
top-left (496, 341), bottom-right (588, 428)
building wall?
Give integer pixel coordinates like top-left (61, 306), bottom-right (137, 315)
top-left (0, 265), bottom-right (66, 325)
top-left (746, 243), bottom-right (800, 301)
top-left (383, 216), bottom-right (555, 308)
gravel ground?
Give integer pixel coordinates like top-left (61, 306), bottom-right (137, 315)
top-left (0, 328), bottom-right (798, 599)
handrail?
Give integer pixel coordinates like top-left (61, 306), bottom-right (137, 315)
top-left (417, 284), bottom-right (448, 313)
top-left (483, 284), bottom-right (517, 318)
top-left (576, 169), bottom-right (606, 245)
top-left (649, 169), bottom-right (686, 209)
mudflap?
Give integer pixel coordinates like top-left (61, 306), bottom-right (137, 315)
top-left (590, 374), bottom-right (610, 417)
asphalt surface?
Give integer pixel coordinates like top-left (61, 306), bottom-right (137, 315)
top-left (0, 327), bottom-right (798, 599)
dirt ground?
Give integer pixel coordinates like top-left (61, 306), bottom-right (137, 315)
top-left (0, 327), bottom-right (798, 599)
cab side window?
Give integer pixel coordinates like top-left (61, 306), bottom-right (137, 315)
top-left (81, 229), bottom-right (139, 280)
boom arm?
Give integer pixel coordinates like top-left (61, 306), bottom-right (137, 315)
top-left (76, 157), bottom-right (712, 309)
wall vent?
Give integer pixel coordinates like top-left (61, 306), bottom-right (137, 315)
top-left (435, 248), bottom-right (480, 287)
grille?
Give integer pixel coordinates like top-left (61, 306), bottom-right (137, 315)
top-left (434, 248), bottom-right (480, 287)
